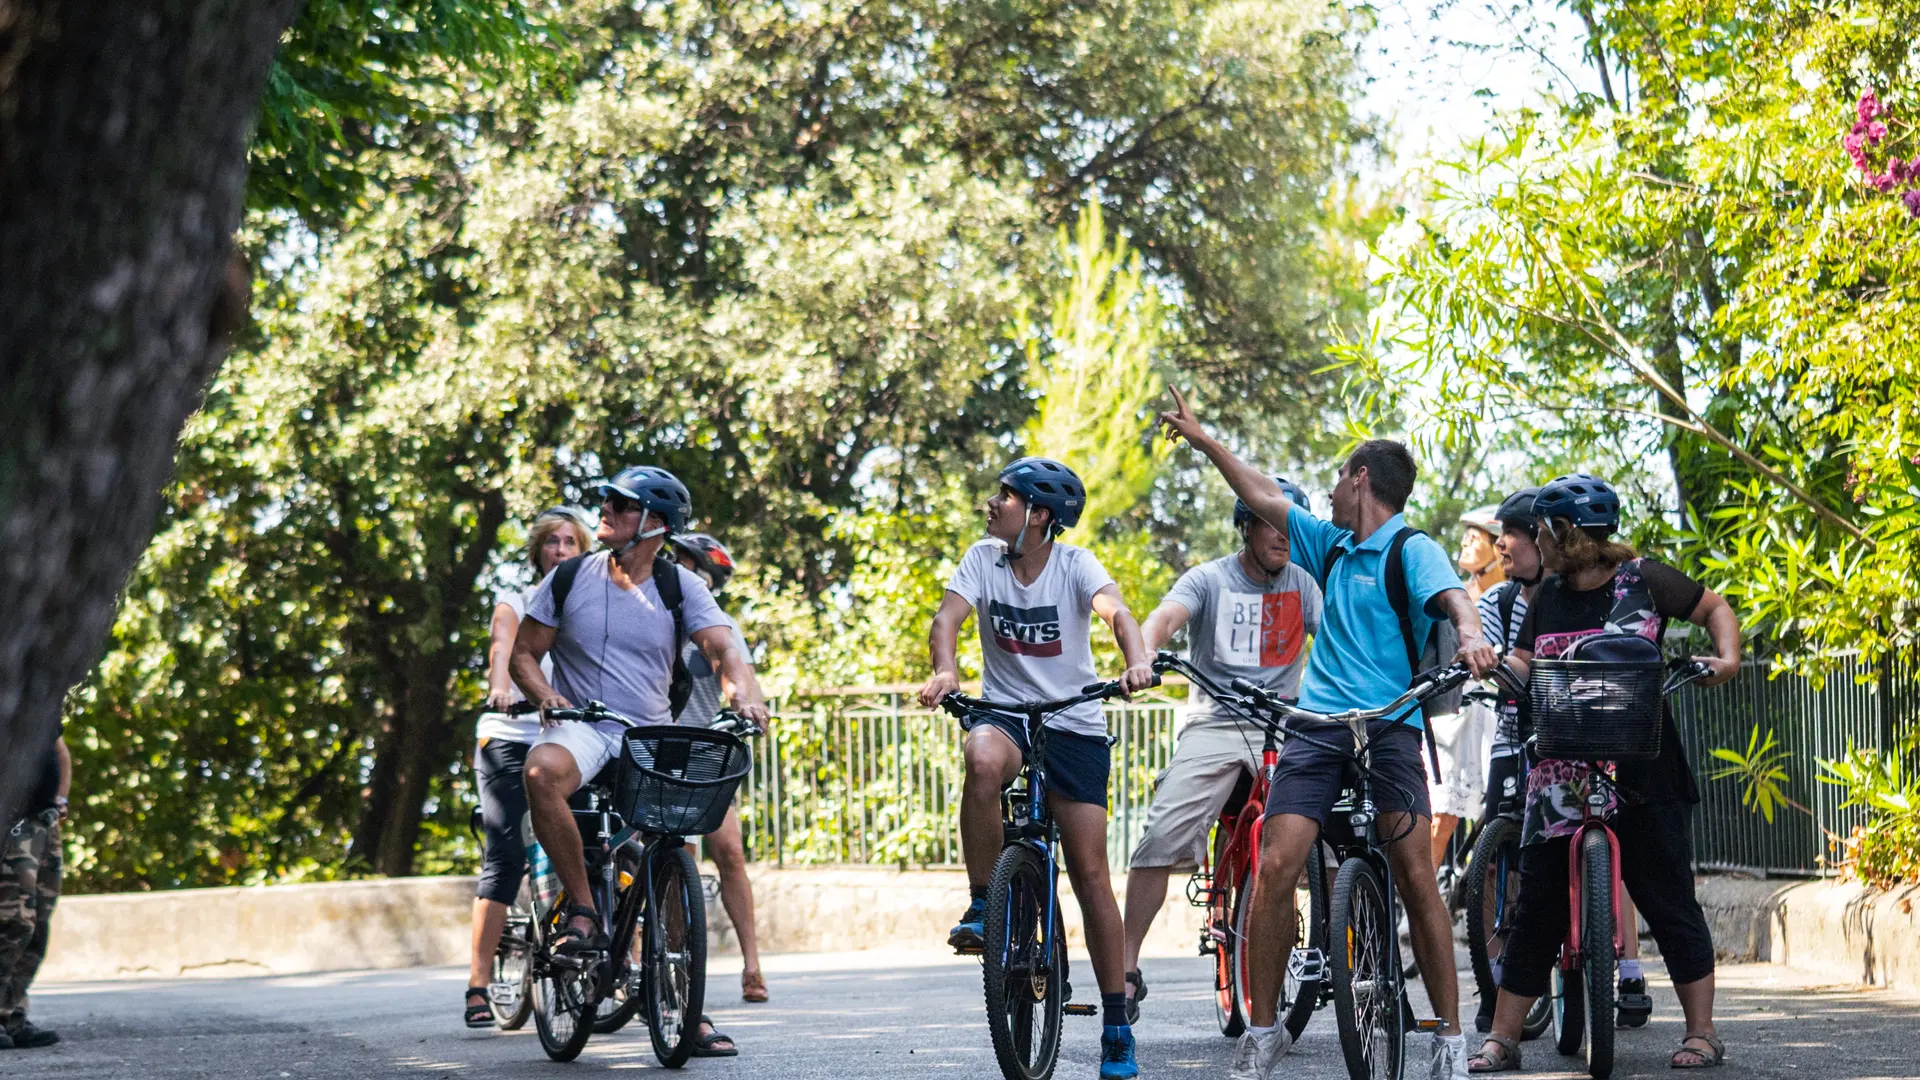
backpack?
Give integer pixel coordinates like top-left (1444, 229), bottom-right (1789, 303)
top-left (1323, 527), bottom-right (1463, 768)
top-left (1496, 581), bottom-right (1521, 652)
top-left (550, 552), bottom-right (694, 718)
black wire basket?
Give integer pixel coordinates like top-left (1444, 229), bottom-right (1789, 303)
top-left (616, 724), bottom-right (752, 836)
top-left (1527, 659), bottom-right (1667, 761)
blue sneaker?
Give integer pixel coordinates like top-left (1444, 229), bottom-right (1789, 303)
top-left (947, 899), bottom-right (987, 952)
top-left (1100, 1024), bottom-right (1138, 1079)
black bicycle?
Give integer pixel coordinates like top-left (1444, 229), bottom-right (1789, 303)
top-left (526, 703), bottom-right (757, 1066)
top-left (1230, 662), bottom-right (1477, 1080)
top-left (938, 680), bottom-right (1144, 1080)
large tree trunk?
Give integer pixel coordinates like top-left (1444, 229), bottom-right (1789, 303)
top-left (0, 0), bottom-right (301, 815)
top-left (354, 670), bottom-right (458, 878)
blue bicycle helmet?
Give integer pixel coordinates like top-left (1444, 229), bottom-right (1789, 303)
top-left (1234, 476), bottom-right (1309, 529)
top-left (1494, 486), bottom-right (1543, 537)
top-left (1532, 473), bottom-right (1620, 533)
top-left (598, 466), bottom-right (693, 533)
top-left (997, 457), bottom-right (1087, 532)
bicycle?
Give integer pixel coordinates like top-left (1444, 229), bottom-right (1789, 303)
top-left (1525, 656), bottom-right (1708, 1079)
top-left (1458, 678), bottom-right (1552, 1043)
top-left (525, 703), bottom-right (758, 1066)
top-left (937, 679), bottom-right (1146, 1080)
top-left (1149, 651), bottom-right (1329, 1042)
top-left (1229, 661), bottom-right (1477, 1080)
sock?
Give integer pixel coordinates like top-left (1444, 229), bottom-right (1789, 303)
top-left (1620, 959), bottom-right (1643, 982)
top-left (969, 885), bottom-right (987, 903)
top-left (1489, 960), bottom-right (1502, 986)
top-left (1102, 992), bottom-right (1129, 1028)
top-left (1246, 1023), bottom-right (1276, 1040)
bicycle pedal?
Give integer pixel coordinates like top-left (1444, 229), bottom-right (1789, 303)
top-left (1288, 947), bottom-right (1326, 982)
top-left (1063, 1003), bottom-right (1097, 1016)
top-left (1412, 1017), bottom-right (1444, 1033)
top-left (952, 944), bottom-right (984, 957)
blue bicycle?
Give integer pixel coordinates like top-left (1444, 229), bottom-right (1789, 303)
top-left (939, 680), bottom-right (1142, 1080)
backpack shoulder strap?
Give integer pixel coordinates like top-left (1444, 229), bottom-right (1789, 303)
top-left (1497, 581), bottom-right (1519, 649)
top-left (653, 555), bottom-right (694, 717)
top-left (550, 554), bottom-right (588, 618)
top-left (1383, 527), bottom-right (1422, 673)
top-left (1321, 544), bottom-right (1347, 584)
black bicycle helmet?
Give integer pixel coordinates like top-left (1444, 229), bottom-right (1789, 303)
top-left (997, 457), bottom-right (1087, 532)
top-left (1494, 486), bottom-right (1543, 538)
top-left (1532, 473), bottom-right (1620, 533)
top-left (669, 533), bottom-right (735, 593)
top-left (1234, 476), bottom-right (1310, 529)
top-left (598, 465), bottom-right (693, 533)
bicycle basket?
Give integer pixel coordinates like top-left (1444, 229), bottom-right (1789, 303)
top-left (1527, 659), bottom-right (1666, 761)
top-left (616, 724), bottom-right (752, 836)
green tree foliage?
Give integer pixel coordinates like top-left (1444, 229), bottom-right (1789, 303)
top-left (66, 0), bottom-right (1370, 889)
top-left (1357, 0), bottom-right (1920, 668)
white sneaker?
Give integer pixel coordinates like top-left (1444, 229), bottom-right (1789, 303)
top-left (1431, 1032), bottom-right (1469, 1080)
top-left (1227, 1026), bottom-right (1292, 1080)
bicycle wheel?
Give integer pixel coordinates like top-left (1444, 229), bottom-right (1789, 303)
top-left (532, 905), bottom-right (598, 1062)
top-left (1463, 816), bottom-right (1515, 1032)
top-left (1580, 829), bottom-right (1616, 1079)
top-left (983, 842), bottom-right (1065, 1080)
top-left (1329, 857), bottom-right (1403, 1080)
top-left (1553, 962), bottom-right (1585, 1057)
top-left (644, 844), bottom-right (707, 1068)
top-left (492, 873), bottom-right (537, 1031)
top-left (1209, 826), bottom-right (1245, 1037)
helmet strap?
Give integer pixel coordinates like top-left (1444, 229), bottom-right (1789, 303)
top-left (997, 507), bottom-right (1036, 567)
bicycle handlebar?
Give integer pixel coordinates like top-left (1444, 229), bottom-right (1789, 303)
top-left (535, 701), bottom-right (766, 737)
top-left (938, 675), bottom-right (1159, 723)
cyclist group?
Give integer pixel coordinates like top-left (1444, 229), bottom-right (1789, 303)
top-left (455, 384), bottom-right (1741, 1080)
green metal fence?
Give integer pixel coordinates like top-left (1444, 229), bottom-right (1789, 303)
top-left (740, 657), bottom-right (1916, 877)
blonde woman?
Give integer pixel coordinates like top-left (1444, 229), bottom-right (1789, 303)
top-left (464, 506), bottom-right (593, 1028)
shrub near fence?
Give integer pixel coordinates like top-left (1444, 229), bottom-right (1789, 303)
top-left (740, 656), bottom-right (1917, 877)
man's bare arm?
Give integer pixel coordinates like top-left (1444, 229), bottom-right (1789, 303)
top-left (510, 619), bottom-right (568, 708)
top-left (693, 625), bottom-right (770, 723)
top-left (916, 592), bottom-right (974, 707)
top-left (1157, 385), bottom-right (1294, 532)
top-left (1092, 585), bottom-right (1155, 693)
top-left (1433, 587), bottom-right (1497, 678)
top-left (1139, 600), bottom-right (1192, 654)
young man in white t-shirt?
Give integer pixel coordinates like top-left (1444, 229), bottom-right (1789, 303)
top-left (916, 457), bottom-right (1154, 1080)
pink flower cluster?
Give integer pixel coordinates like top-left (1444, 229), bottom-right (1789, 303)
top-left (1848, 92), bottom-right (1920, 217)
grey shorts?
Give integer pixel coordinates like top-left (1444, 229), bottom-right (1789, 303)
top-left (1129, 719), bottom-right (1263, 869)
top-left (1263, 719), bottom-right (1431, 827)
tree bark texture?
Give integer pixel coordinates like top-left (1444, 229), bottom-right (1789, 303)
top-left (0, 0), bottom-right (300, 816)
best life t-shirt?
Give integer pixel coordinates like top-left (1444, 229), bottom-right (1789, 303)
top-left (1516, 558), bottom-right (1706, 808)
top-left (524, 552), bottom-right (729, 725)
top-left (1286, 511), bottom-right (1466, 728)
top-left (1163, 555), bottom-right (1322, 722)
top-left (675, 615), bottom-right (750, 726)
top-left (476, 584), bottom-right (554, 744)
top-left (945, 539), bottom-right (1117, 738)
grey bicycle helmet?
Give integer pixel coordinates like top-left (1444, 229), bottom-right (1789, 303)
top-left (598, 465), bottom-right (693, 533)
top-left (997, 457), bottom-right (1087, 533)
top-left (1234, 476), bottom-right (1310, 529)
top-left (1532, 473), bottom-right (1620, 533)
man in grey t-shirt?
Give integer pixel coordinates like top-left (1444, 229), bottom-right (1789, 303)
top-left (512, 467), bottom-right (769, 965)
top-left (1117, 478), bottom-right (1323, 1019)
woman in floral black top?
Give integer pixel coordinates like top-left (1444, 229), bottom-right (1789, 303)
top-left (1469, 474), bottom-right (1741, 1073)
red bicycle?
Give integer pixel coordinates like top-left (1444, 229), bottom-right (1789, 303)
top-left (1527, 656), bottom-right (1708, 1079)
top-left (1153, 652), bottom-right (1327, 1040)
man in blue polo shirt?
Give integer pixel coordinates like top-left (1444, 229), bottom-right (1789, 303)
top-left (1159, 388), bottom-right (1496, 1080)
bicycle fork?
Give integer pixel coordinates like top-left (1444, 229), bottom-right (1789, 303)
top-left (1564, 820), bottom-right (1625, 962)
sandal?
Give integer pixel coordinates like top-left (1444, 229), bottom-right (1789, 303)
top-left (1468, 1034), bottom-right (1522, 1073)
top-left (464, 986), bottom-right (495, 1028)
top-left (692, 1015), bottom-right (739, 1057)
top-left (742, 969), bottom-right (769, 1003)
top-left (1124, 969), bottom-right (1146, 1024)
top-left (1671, 1033), bottom-right (1724, 1069)
top-left (554, 905), bottom-right (606, 954)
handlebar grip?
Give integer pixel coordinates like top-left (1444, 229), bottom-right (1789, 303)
top-left (1229, 677), bottom-right (1259, 697)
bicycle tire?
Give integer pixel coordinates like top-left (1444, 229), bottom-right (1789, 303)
top-left (1463, 816), bottom-right (1518, 1037)
top-left (1210, 826), bottom-right (1245, 1037)
top-left (1553, 963), bottom-right (1585, 1056)
top-left (644, 844), bottom-right (707, 1068)
top-left (1581, 829), bottom-right (1616, 1079)
top-left (982, 842), bottom-right (1065, 1080)
top-left (532, 903), bottom-right (598, 1062)
top-left (1329, 857), bottom-right (1403, 1080)
top-left (1523, 989), bottom-right (1553, 1040)
top-left (494, 875), bottom-right (538, 1031)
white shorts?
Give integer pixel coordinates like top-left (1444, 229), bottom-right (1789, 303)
top-left (1426, 701), bottom-right (1494, 818)
top-left (533, 720), bottom-right (626, 788)
top-left (1128, 718), bottom-right (1263, 869)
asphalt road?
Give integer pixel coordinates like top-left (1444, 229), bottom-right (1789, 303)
top-left (13, 949), bottom-right (1920, 1079)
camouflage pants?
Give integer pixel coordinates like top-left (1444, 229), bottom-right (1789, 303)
top-left (0, 816), bottom-right (60, 1032)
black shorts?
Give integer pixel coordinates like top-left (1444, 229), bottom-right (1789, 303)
top-left (968, 715), bottom-right (1111, 807)
top-left (1263, 720), bottom-right (1431, 826)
